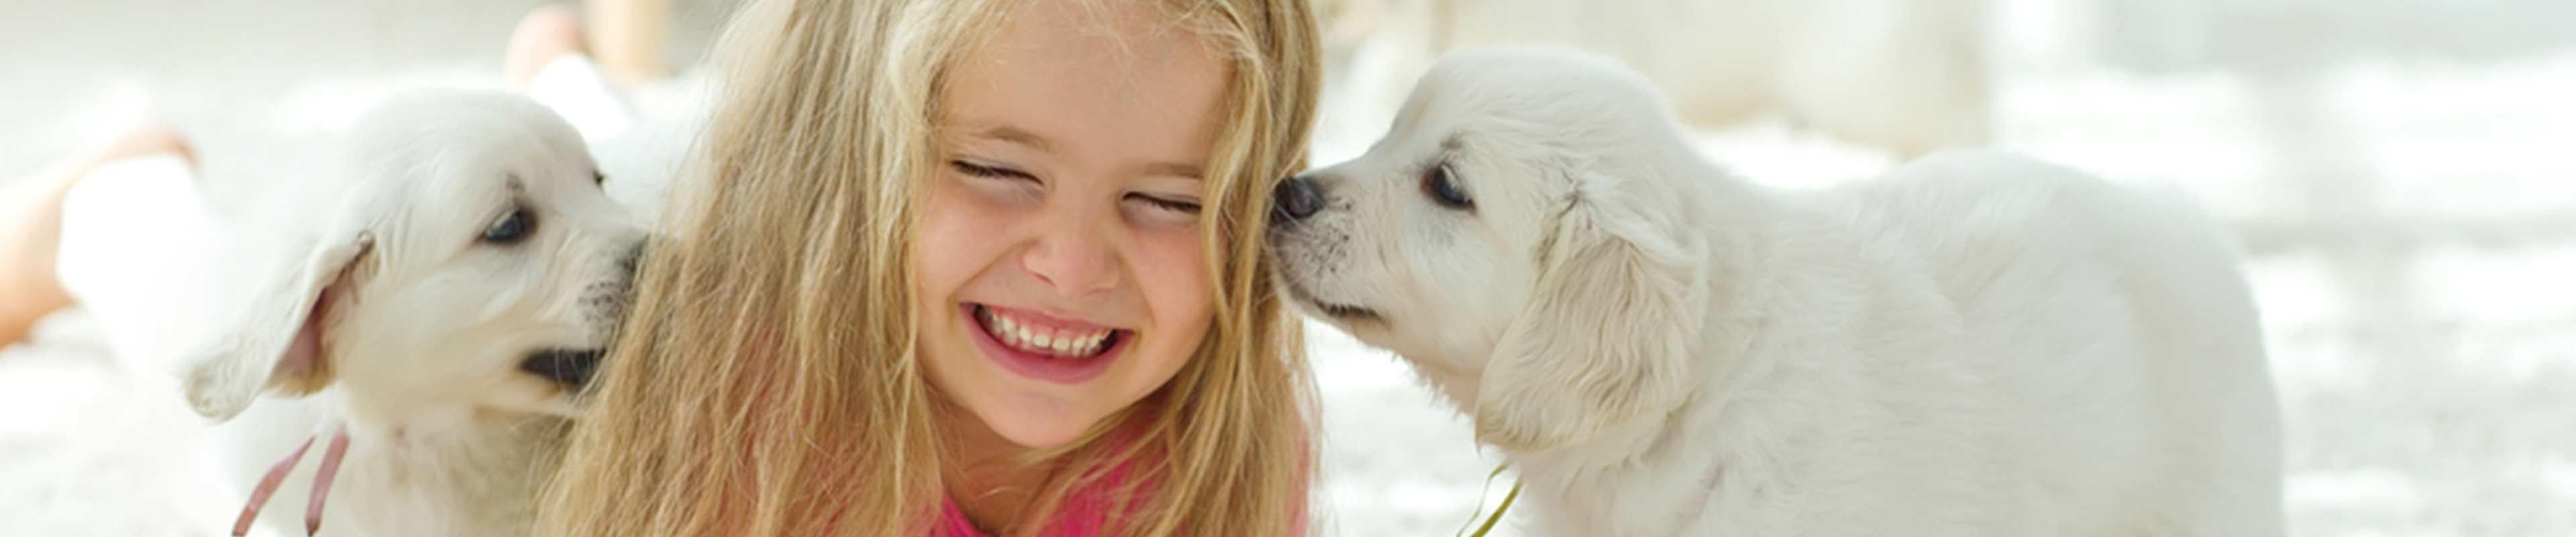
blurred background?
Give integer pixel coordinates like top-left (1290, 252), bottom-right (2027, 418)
top-left (3, 0), bottom-right (2570, 535)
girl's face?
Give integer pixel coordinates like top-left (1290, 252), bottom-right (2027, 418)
top-left (915, 1), bottom-right (1228, 449)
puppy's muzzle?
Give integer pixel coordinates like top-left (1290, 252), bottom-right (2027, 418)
top-left (1272, 175), bottom-right (1324, 225)
top-left (531, 240), bottom-right (647, 393)
top-left (521, 349), bottom-right (604, 391)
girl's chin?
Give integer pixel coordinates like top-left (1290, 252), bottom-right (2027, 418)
top-left (965, 389), bottom-right (1106, 450)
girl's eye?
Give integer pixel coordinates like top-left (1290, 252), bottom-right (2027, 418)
top-left (1124, 193), bottom-right (1201, 228)
top-left (1128, 194), bottom-right (1201, 215)
top-left (951, 160), bottom-right (1035, 181)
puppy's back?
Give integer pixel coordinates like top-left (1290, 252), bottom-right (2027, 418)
top-left (1815, 150), bottom-right (2282, 535)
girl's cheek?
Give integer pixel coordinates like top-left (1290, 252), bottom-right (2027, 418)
top-left (1142, 227), bottom-right (1212, 291)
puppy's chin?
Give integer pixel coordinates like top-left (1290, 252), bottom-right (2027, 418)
top-left (527, 397), bottom-right (588, 419)
top-left (526, 379), bottom-right (598, 419)
top-left (488, 374), bottom-right (596, 419)
top-left (488, 386), bottom-right (588, 419)
top-left (1299, 295), bottom-right (1384, 324)
top-left (1274, 273), bottom-right (1385, 324)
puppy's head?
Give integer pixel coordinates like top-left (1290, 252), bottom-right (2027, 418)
top-left (1271, 48), bottom-right (1707, 452)
top-left (181, 90), bottom-right (645, 422)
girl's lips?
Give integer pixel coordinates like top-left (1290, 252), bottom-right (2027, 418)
top-left (963, 303), bottom-right (1130, 385)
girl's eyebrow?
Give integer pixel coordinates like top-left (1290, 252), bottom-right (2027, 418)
top-left (970, 124), bottom-right (1201, 180)
top-left (973, 124), bottom-right (1205, 181)
top-left (1140, 162), bottom-right (1205, 181)
top-left (974, 126), bottom-right (1053, 153)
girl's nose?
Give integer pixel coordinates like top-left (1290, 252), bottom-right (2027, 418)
top-left (1022, 217), bottom-right (1120, 298)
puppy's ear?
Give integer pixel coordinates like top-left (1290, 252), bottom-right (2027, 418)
top-left (179, 232), bottom-right (374, 422)
top-left (1473, 190), bottom-right (1701, 452)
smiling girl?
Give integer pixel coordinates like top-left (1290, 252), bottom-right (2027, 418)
top-left (533, 0), bottom-right (1322, 535)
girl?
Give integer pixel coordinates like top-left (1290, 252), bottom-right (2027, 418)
top-left (534, 0), bottom-right (1322, 535)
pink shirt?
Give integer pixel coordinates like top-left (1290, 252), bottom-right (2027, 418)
top-left (926, 426), bottom-right (1309, 536)
top-left (931, 493), bottom-right (1110, 537)
top-left (930, 458), bottom-right (1136, 537)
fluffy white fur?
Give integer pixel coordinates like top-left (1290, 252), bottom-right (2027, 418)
top-left (1270, 48), bottom-right (2282, 536)
top-left (1313, 0), bottom-right (1992, 156)
top-left (54, 90), bottom-right (644, 536)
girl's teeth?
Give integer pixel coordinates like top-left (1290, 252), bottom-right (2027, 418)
top-left (981, 305), bottom-right (1116, 357)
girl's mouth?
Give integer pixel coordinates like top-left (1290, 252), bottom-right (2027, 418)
top-left (963, 303), bottom-right (1130, 384)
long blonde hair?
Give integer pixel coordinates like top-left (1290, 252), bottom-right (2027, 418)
top-left (535, 0), bottom-right (1322, 534)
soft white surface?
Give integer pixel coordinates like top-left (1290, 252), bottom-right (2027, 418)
top-left (3, 1), bottom-right (2571, 536)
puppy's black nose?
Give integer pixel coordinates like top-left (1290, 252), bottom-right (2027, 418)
top-left (522, 350), bottom-right (604, 391)
top-left (1273, 175), bottom-right (1324, 224)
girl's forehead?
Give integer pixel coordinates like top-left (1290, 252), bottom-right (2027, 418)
top-left (940, 0), bottom-right (1230, 172)
top-left (973, 0), bottom-right (1222, 76)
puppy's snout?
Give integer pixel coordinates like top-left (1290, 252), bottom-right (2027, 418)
top-left (1272, 175), bottom-right (1324, 224)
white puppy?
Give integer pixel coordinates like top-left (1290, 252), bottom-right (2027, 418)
top-left (1314, 0), bottom-right (1991, 157)
top-left (1270, 48), bottom-right (2281, 536)
top-left (55, 90), bottom-right (645, 536)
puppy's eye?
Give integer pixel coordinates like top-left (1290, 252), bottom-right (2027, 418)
top-left (592, 170), bottom-right (606, 186)
top-left (482, 209), bottom-right (536, 245)
top-left (1422, 163), bottom-right (1472, 210)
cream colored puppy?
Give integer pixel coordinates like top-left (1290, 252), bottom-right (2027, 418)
top-left (1271, 48), bottom-right (2281, 536)
top-left (57, 90), bottom-right (645, 536)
